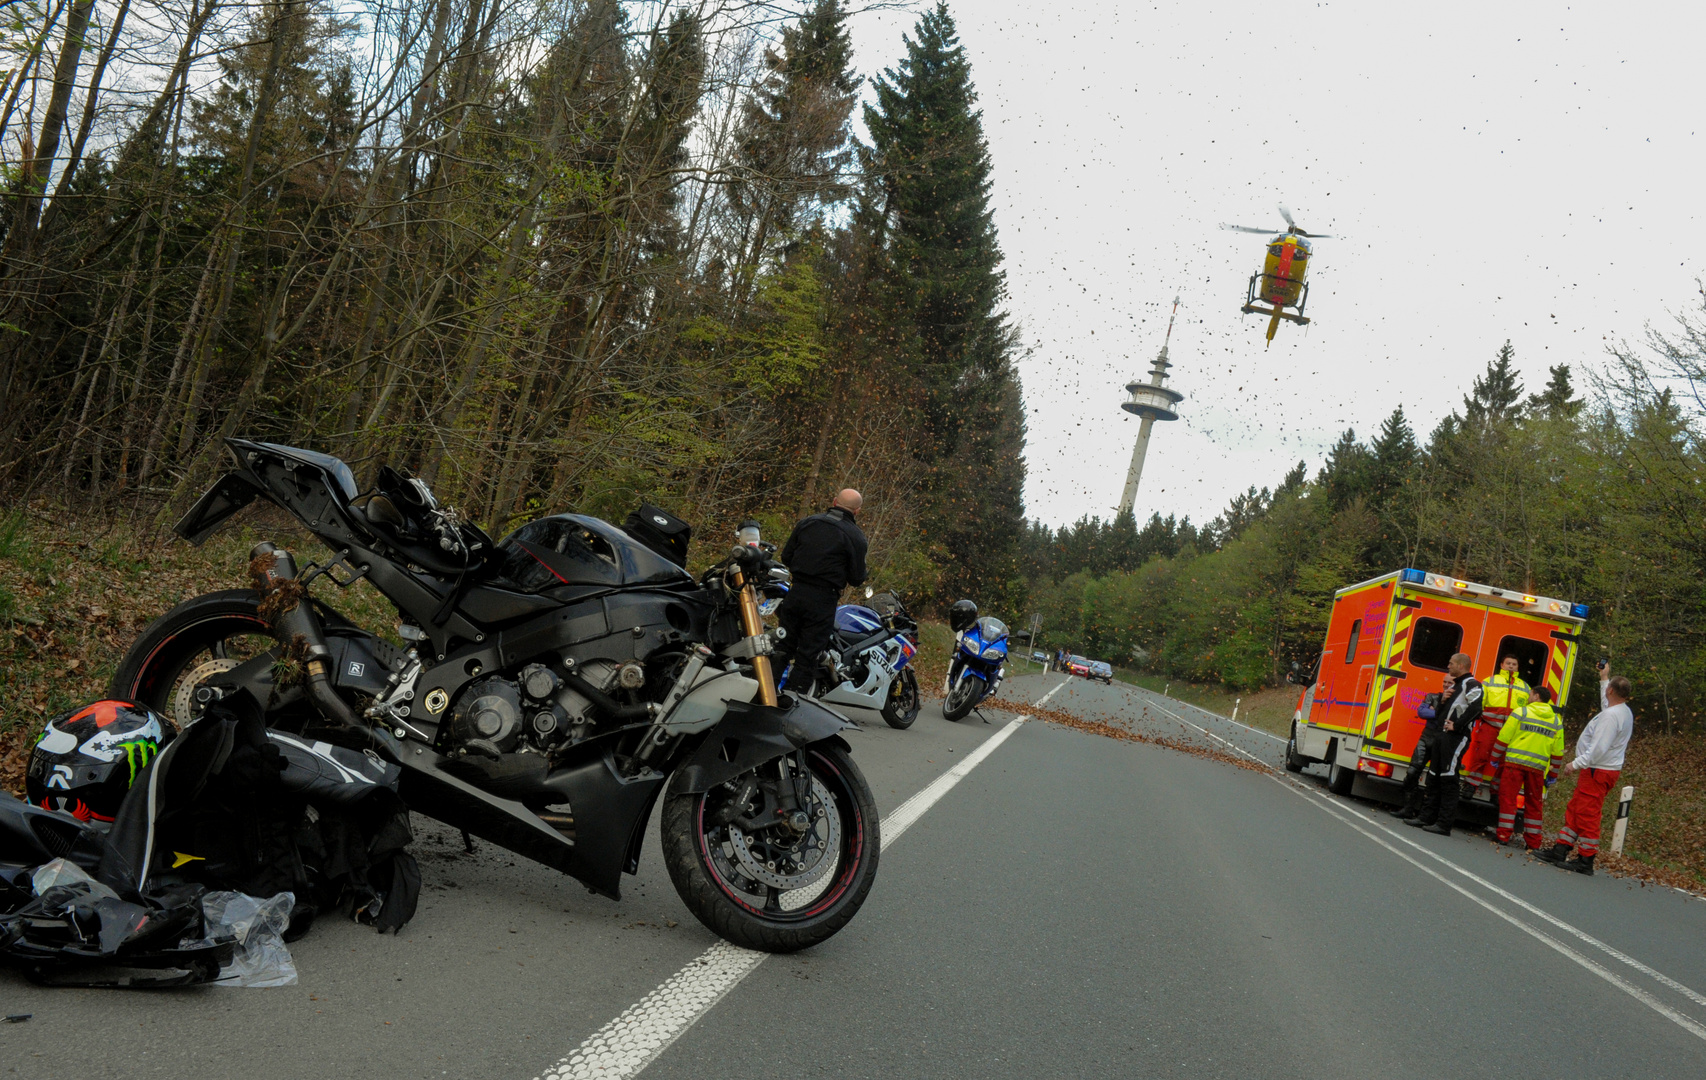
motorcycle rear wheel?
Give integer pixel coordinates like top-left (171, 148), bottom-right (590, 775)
top-left (108, 590), bottom-right (277, 728)
top-left (942, 673), bottom-right (984, 722)
top-left (881, 669), bottom-right (920, 729)
top-left (662, 744), bottom-right (879, 953)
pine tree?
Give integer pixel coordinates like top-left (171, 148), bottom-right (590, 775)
top-left (1528, 363), bottom-right (1583, 419)
top-left (732, 0), bottom-right (858, 279)
top-left (1318, 428), bottom-right (1370, 510)
top-left (1367, 408), bottom-right (1419, 506)
top-left (861, 3), bottom-right (1025, 602)
top-left (1465, 340), bottom-right (1524, 426)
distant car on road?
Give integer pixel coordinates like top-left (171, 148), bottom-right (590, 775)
top-left (1066, 655), bottom-right (1092, 678)
top-left (1088, 660), bottom-right (1114, 684)
top-left (1030, 650), bottom-right (1048, 663)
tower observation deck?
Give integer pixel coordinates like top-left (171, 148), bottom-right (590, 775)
top-left (1117, 298), bottom-right (1185, 515)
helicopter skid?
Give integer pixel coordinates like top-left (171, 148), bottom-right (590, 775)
top-left (1240, 302), bottom-right (1310, 326)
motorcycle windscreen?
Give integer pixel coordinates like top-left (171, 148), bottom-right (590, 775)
top-left (975, 617), bottom-right (1009, 644)
top-left (834, 605), bottom-right (883, 634)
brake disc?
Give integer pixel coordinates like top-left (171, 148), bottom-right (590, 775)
top-left (171, 658), bottom-right (241, 727)
top-left (728, 774), bottom-right (841, 890)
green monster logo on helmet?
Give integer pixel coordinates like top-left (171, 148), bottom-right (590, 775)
top-left (121, 738), bottom-right (160, 785)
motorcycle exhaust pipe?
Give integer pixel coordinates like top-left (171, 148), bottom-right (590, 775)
top-left (250, 541), bottom-right (376, 743)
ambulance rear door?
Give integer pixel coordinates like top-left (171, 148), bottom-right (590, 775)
top-left (1475, 608), bottom-right (1581, 707)
top-left (1363, 591), bottom-right (1486, 768)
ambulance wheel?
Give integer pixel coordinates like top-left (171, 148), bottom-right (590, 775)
top-left (1284, 722), bottom-right (1305, 773)
top-left (1326, 758), bottom-right (1355, 796)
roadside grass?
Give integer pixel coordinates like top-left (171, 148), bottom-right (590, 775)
top-left (1543, 733), bottom-right (1706, 889)
top-left (913, 618), bottom-right (953, 699)
top-left (0, 505), bottom-right (397, 795)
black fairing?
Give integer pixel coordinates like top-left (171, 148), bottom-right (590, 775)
top-left (398, 749), bottom-right (664, 900)
top-left (667, 694), bottom-right (855, 796)
top-left (496, 515), bottom-right (692, 592)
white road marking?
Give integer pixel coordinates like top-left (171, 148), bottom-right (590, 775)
top-left (1035, 677), bottom-right (1071, 707)
top-left (1308, 787), bottom-right (1706, 1011)
top-left (539, 942), bottom-right (766, 1080)
top-left (1129, 683), bottom-right (1285, 742)
top-left (882, 716), bottom-right (1027, 846)
top-left (533, 698), bottom-right (1045, 1080)
top-left (1274, 778), bottom-right (1706, 1042)
top-left (1147, 697), bottom-right (1706, 1035)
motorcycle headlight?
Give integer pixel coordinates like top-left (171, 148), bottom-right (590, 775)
top-left (981, 646), bottom-right (1004, 660)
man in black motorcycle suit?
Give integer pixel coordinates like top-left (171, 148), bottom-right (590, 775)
top-left (772, 489), bottom-right (868, 696)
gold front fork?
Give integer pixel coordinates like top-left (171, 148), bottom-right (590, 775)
top-left (732, 566), bottom-right (778, 706)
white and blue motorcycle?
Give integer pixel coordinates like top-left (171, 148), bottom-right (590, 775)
top-left (943, 600), bottom-right (1009, 722)
top-left (768, 588), bottom-right (922, 730)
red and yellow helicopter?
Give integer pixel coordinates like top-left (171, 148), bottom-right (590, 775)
top-left (1221, 203), bottom-right (1332, 345)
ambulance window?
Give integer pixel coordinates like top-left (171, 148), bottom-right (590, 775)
top-left (1343, 620), bottom-right (1361, 663)
top-left (1408, 617), bottom-right (1464, 671)
top-left (1496, 636), bottom-right (1549, 687)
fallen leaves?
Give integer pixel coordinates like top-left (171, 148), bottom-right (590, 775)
top-left (1030, 703), bottom-right (1268, 774)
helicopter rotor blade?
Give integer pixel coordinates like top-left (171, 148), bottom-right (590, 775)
top-left (1295, 230), bottom-right (1334, 239)
top-left (1219, 223), bottom-right (1276, 234)
top-left (1278, 202), bottom-right (1297, 229)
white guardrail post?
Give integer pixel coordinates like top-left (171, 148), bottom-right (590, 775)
top-left (1232, 697), bottom-right (1241, 722)
top-left (1610, 786), bottom-right (1635, 855)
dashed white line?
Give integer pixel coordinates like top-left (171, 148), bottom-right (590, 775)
top-left (1130, 683), bottom-right (1285, 742)
top-left (532, 699), bottom-right (1044, 1080)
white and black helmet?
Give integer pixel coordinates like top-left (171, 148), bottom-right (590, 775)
top-left (26, 700), bottom-right (169, 822)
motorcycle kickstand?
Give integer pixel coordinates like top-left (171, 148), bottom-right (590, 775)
top-left (973, 707), bottom-right (991, 724)
top-left (461, 829), bottom-right (476, 854)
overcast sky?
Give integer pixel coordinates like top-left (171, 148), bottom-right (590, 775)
top-left (844, 1), bottom-right (1702, 528)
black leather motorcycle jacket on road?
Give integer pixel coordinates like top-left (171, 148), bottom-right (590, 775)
top-left (780, 507), bottom-right (868, 592)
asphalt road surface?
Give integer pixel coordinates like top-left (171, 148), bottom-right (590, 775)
top-left (5, 670), bottom-right (1705, 1078)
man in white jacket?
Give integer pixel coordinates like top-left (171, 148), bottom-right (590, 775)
top-left (1536, 662), bottom-right (1634, 876)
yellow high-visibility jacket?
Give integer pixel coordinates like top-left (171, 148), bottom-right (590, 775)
top-left (1482, 670), bottom-right (1531, 718)
top-left (1491, 700), bottom-right (1566, 778)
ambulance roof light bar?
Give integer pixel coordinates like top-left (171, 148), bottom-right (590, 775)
top-left (1398, 568), bottom-right (1588, 619)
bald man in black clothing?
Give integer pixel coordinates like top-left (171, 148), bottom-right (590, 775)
top-left (772, 489), bottom-right (868, 696)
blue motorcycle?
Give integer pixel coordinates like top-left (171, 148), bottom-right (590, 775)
top-left (943, 600), bottom-right (1008, 722)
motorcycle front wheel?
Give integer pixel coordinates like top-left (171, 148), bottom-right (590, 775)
top-left (942, 673), bottom-right (985, 722)
top-left (662, 744), bottom-right (879, 953)
top-left (881, 669), bottom-right (920, 729)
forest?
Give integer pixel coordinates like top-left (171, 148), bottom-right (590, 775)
top-left (0, 0), bottom-right (1027, 604)
top-left (6, 0), bottom-right (1704, 734)
top-left (1023, 327), bottom-right (1706, 734)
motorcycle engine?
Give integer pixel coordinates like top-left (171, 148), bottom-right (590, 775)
top-left (450, 678), bottom-right (526, 754)
top-left (449, 659), bottom-right (630, 755)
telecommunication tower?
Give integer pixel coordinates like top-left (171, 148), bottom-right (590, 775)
top-left (1117, 298), bottom-right (1185, 515)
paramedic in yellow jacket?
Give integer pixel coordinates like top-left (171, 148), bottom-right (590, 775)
top-left (1463, 654), bottom-right (1530, 790)
top-left (1486, 686), bottom-right (1567, 850)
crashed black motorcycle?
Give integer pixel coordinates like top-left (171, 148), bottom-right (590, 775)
top-left (107, 439), bottom-right (879, 953)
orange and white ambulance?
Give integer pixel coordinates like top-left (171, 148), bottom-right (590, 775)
top-left (1285, 569), bottom-right (1587, 809)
